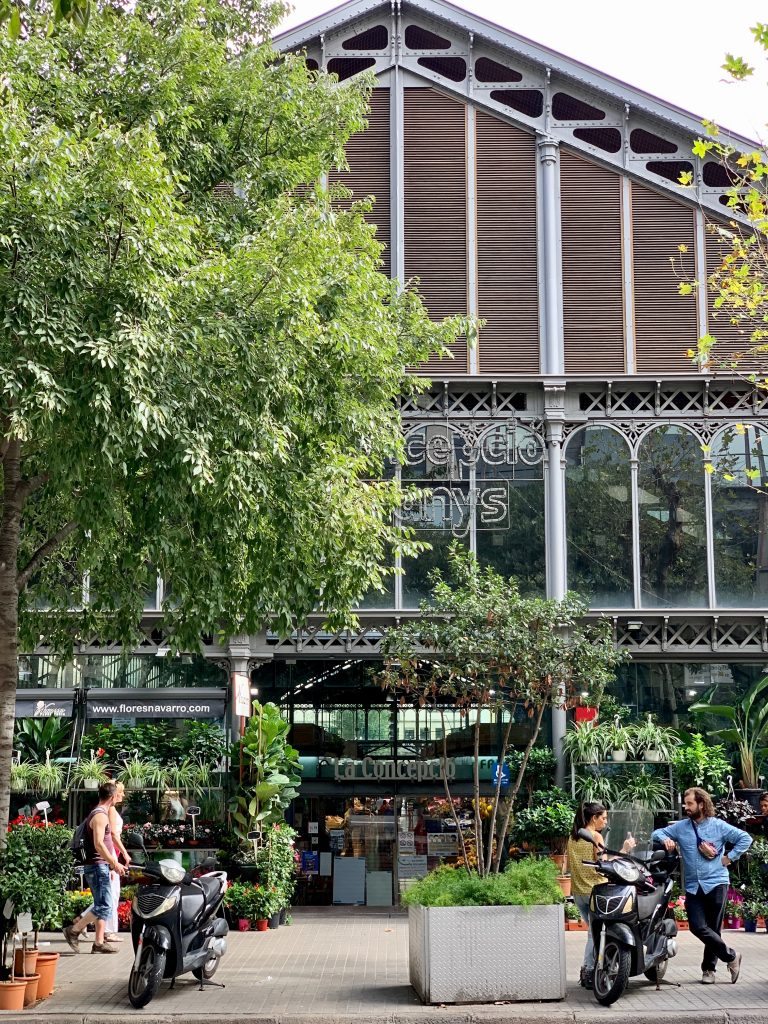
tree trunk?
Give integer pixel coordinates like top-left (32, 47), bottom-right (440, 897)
top-left (0, 439), bottom-right (22, 845)
top-left (492, 701), bottom-right (547, 874)
top-left (472, 703), bottom-right (483, 875)
top-left (484, 711), bottom-right (515, 876)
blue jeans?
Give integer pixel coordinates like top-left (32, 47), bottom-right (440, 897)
top-left (574, 894), bottom-right (596, 970)
top-left (83, 864), bottom-right (113, 922)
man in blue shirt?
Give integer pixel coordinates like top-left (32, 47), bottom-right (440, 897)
top-left (652, 786), bottom-right (751, 985)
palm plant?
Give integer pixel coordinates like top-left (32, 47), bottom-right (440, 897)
top-left (689, 676), bottom-right (768, 789)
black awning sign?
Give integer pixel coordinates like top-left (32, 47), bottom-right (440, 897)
top-left (15, 697), bottom-right (74, 719)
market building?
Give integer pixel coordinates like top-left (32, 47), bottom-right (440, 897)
top-left (15, 0), bottom-right (768, 904)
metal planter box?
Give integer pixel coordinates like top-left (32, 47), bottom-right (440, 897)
top-left (408, 904), bottom-right (566, 1004)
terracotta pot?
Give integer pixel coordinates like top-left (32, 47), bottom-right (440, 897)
top-left (22, 973), bottom-right (40, 1007)
top-left (0, 980), bottom-right (28, 1012)
top-left (676, 920), bottom-right (689, 930)
top-left (14, 946), bottom-right (39, 977)
top-left (255, 919), bottom-right (269, 932)
top-left (556, 875), bottom-right (571, 898)
top-left (237, 918), bottom-right (250, 932)
top-left (35, 953), bottom-right (59, 1000)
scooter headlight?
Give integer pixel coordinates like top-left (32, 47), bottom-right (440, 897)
top-left (133, 891), bottom-right (180, 919)
top-left (613, 859), bottom-right (641, 883)
top-left (158, 859), bottom-right (187, 884)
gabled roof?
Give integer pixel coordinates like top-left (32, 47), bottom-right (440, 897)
top-left (276, 0), bottom-right (754, 148)
top-left (275, 0), bottom-right (755, 221)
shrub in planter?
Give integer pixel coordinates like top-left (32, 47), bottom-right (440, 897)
top-left (403, 859), bottom-right (565, 1004)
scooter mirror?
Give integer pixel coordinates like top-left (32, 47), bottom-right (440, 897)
top-left (649, 849), bottom-right (667, 862)
top-left (577, 828), bottom-right (596, 844)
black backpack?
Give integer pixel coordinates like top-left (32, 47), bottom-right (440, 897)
top-left (70, 807), bottom-right (104, 864)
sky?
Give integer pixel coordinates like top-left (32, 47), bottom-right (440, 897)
top-left (276, 0), bottom-right (767, 143)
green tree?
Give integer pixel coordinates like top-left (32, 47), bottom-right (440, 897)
top-left (0, 0), bottom-right (462, 834)
top-left (379, 546), bottom-right (626, 876)
top-left (676, 23), bottom-right (768, 379)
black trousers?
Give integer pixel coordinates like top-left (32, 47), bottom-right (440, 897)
top-left (685, 884), bottom-right (735, 971)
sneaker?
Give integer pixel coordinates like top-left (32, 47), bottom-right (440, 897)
top-left (104, 934), bottom-right (123, 943)
top-left (727, 952), bottom-right (742, 984)
top-left (91, 942), bottom-right (119, 954)
top-left (702, 971), bottom-right (716, 984)
top-left (62, 925), bottom-right (81, 953)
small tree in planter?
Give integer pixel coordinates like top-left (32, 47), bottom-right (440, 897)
top-left (379, 546), bottom-right (626, 876)
top-left (228, 702), bottom-right (303, 854)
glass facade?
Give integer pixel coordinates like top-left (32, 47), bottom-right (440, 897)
top-left (17, 653), bottom-right (226, 689)
top-left (565, 426), bottom-right (633, 607)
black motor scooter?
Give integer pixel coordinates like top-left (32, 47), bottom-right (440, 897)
top-left (123, 834), bottom-right (229, 1008)
top-left (577, 827), bottom-right (679, 1006)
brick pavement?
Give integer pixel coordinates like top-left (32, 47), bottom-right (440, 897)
top-left (8, 910), bottom-right (768, 1024)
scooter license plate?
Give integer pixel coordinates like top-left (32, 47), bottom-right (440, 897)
top-left (133, 929), bottom-right (145, 971)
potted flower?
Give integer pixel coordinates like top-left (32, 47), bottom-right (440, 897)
top-left (223, 882), bottom-right (250, 931)
top-left (743, 899), bottom-right (761, 933)
top-left (403, 858), bottom-right (565, 1003)
top-left (244, 885), bottom-right (272, 932)
top-left (632, 715), bottom-right (680, 763)
top-left (723, 899), bottom-right (743, 930)
top-left (672, 903), bottom-right (688, 930)
top-left (564, 901), bottom-right (586, 930)
top-left (71, 749), bottom-right (111, 790)
top-left (606, 717), bottom-right (635, 763)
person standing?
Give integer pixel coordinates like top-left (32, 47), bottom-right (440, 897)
top-left (62, 782), bottom-right (127, 954)
top-left (567, 801), bottom-right (635, 989)
top-left (652, 786), bottom-right (751, 984)
top-left (80, 781), bottom-right (131, 942)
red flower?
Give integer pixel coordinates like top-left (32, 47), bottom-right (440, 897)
top-left (96, 748), bottom-right (106, 757)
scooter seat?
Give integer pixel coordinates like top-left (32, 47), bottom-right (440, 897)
top-left (197, 874), bottom-right (223, 901)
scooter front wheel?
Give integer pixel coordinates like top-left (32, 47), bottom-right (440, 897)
top-left (593, 941), bottom-right (631, 1006)
top-left (128, 944), bottom-right (166, 1008)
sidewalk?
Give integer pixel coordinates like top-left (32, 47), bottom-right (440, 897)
top-left (9, 910), bottom-right (768, 1024)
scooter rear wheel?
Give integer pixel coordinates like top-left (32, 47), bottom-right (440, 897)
top-left (128, 945), bottom-right (166, 1008)
top-left (644, 957), bottom-right (668, 984)
top-left (593, 941), bottom-right (631, 1006)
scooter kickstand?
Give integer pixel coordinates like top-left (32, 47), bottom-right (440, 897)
top-left (198, 978), bottom-right (226, 992)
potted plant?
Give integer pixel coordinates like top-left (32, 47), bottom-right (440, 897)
top-left (117, 755), bottom-right (161, 791)
top-left (743, 899), bottom-right (760, 933)
top-left (31, 754), bottom-right (65, 797)
top-left (71, 749), bottom-right (111, 790)
top-left (0, 925), bottom-right (27, 1012)
top-left (403, 858), bottom-right (565, 1003)
top-left (574, 770), bottom-right (617, 807)
top-left (223, 882), bottom-right (249, 930)
top-left (671, 733), bottom-right (731, 796)
top-left (613, 766), bottom-right (671, 812)
top-left (689, 675), bottom-right (768, 805)
top-left (672, 903), bottom-right (688, 930)
top-left (509, 796), bottom-right (575, 872)
top-left (606, 716), bottom-right (635, 763)
top-left (244, 885), bottom-right (271, 932)
top-left (723, 898), bottom-right (743, 929)
top-left (9, 760), bottom-right (35, 794)
top-left (561, 721), bottom-right (606, 765)
top-left (632, 715), bottom-right (680, 763)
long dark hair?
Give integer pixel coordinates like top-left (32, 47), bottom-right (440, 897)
top-left (571, 801), bottom-right (606, 839)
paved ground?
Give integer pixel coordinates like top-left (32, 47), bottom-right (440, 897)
top-left (9, 910), bottom-right (768, 1024)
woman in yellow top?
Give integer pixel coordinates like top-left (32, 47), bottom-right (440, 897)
top-left (567, 801), bottom-right (636, 989)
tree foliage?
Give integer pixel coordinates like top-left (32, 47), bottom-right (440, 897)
top-left (378, 546), bottom-right (627, 876)
top-left (675, 22), bottom-right (768, 380)
top-left (0, 0), bottom-right (463, 832)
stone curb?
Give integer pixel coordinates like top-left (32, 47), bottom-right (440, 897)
top-left (6, 1011), bottom-right (768, 1024)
